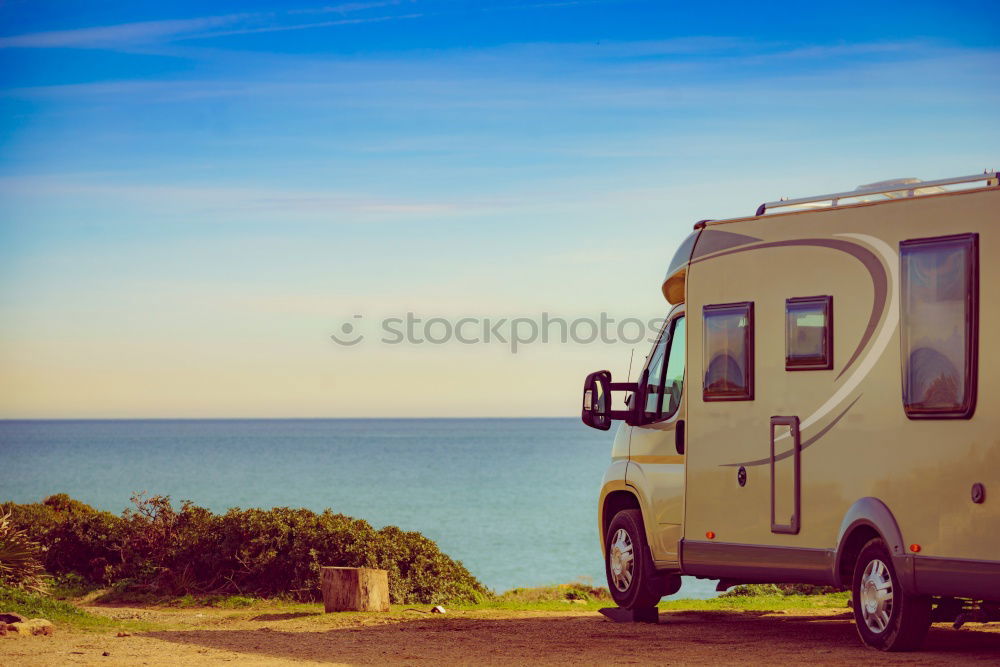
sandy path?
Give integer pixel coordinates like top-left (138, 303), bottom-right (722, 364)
top-left (2, 606), bottom-right (998, 665)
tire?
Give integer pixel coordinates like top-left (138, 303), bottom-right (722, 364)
top-left (851, 537), bottom-right (931, 651)
top-left (605, 509), bottom-right (663, 609)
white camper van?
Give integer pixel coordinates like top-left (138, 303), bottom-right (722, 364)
top-left (581, 171), bottom-right (999, 651)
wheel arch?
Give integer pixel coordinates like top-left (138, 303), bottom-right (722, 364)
top-left (834, 497), bottom-right (912, 588)
top-left (603, 490), bottom-right (641, 538)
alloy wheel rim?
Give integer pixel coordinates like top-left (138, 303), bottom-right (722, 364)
top-left (860, 558), bottom-right (894, 633)
top-left (609, 528), bottom-right (634, 592)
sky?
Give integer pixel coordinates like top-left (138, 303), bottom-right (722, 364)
top-left (1, 0), bottom-right (998, 418)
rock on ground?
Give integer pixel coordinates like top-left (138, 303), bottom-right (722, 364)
top-left (2, 618), bottom-right (55, 637)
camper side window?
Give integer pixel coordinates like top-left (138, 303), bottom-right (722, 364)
top-left (785, 296), bottom-right (833, 371)
top-left (900, 234), bottom-right (978, 419)
top-left (703, 302), bottom-right (754, 401)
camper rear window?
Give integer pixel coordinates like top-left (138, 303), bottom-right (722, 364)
top-left (900, 233), bottom-right (978, 419)
top-left (785, 295), bottom-right (833, 371)
top-left (703, 302), bottom-right (754, 401)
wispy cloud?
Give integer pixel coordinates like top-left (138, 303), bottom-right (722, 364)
top-left (289, 1), bottom-right (412, 15)
top-left (484, 0), bottom-right (624, 11)
top-left (0, 3), bottom-right (419, 50)
top-left (0, 176), bottom-right (507, 221)
top-left (0, 0), bottom-right (635, 51)
top-left (5, 40), bottom-right (996, 111)
top-left (190, 13), bottom-right (423, 40)
top-left (0, 15), bottom-right (255, 49)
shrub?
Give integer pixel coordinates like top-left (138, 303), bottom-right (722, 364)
top-left (2, 495), bottom-right (123, 583)
top-left (2, 494), bottom-right (488, 605)
top-left (0, 511), bottom-right (49, 592)
top-left (499, 580), bottom-right (610, 604)
top-left (50, 572), bottom-right (99, 599)
top-left (720, 582), bottom-right (843, 597)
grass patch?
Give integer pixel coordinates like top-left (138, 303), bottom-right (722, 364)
top-left (168, 594), bottom-right (259, 608)
top-left (444, 580), bottom-right (609, 611)
top-left (49, 573), bottom-right (103, 600)
top-left (660, 591), bottom-right (850, 612)
top-left (20, 580), bottom-right (849, 630)
top-left (449, 598), bottom-right (607, 611)
top-left (69, 581), bottom-right (849, 615)
top-left (90, 589), bottom-right (263, 608)
top-left (498, 581), bottom-right (608, 603)
top-left (444, 581), bottom-right (849, 613)
top-left (444, 591), bottom-right (849, 613)
top-left (0, 585), bottom-right (144, 632)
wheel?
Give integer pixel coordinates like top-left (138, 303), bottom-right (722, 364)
top-left (851, 537), bottom-right (931, 651)
top-left (605, 509), bottom-right (663, 609)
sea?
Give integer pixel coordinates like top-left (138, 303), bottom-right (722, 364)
top-left (0, 418), bottom-right (717, 599)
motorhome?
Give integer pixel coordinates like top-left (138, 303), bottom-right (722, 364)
top-left (581, 170), bottom-right (999, 651)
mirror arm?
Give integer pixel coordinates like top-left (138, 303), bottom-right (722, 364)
top-left (629, 368), bottom-right (650, 426)
top-left (604, 382), bottom-right (639, 422)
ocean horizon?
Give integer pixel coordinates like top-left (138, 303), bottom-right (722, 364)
top-left (0, 417), bottom-right (718, 599)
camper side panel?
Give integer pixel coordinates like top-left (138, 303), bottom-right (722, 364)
top-left (681, 188), bottom-right (999, 589)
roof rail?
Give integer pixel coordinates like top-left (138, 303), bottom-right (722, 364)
top-left (754, 169), bottom-right (998, 217)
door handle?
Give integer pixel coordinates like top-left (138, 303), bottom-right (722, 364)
top-left (675, 420), bottom-right (685, 455)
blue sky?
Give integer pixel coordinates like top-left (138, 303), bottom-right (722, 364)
top-left (1, 0), bottom-right (998, 417)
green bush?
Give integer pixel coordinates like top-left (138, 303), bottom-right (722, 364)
top-left (4, 494), bottom-right (123, 584)
top-left (1, 494), bottom-right (488, 605)
top-left (50, 572), bottom-right (101, 599)
top-left (0, 511), bottom-right (49, 592)
top-left (720, 582), bottom-right (843, 597)
top-left (499, 580), bottom-right (610, 603)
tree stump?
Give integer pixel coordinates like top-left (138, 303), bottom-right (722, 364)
top-left (321, 567), bottom-right (390, 612)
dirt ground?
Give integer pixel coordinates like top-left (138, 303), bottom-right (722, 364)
top-left (2, 605), bottom-right (999, 666)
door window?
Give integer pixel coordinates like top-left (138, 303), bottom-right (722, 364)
top-left (661, 317), bottom-right (686, 418)
top-left (643, 322), bottom-right (669, 416)
top-left (643, 315), bottom-right (686, 420)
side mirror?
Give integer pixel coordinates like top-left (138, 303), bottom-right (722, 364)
top-left (581, 370), bottom-right (638, 430)
top-left (582, 371), bottom-right (613, 430)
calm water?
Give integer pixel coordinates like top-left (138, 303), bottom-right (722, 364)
top-left (0, 418), bottom-right (716, 598)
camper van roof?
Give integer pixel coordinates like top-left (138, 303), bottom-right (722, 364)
top-left (696, 170), bottom-right (997, 229)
